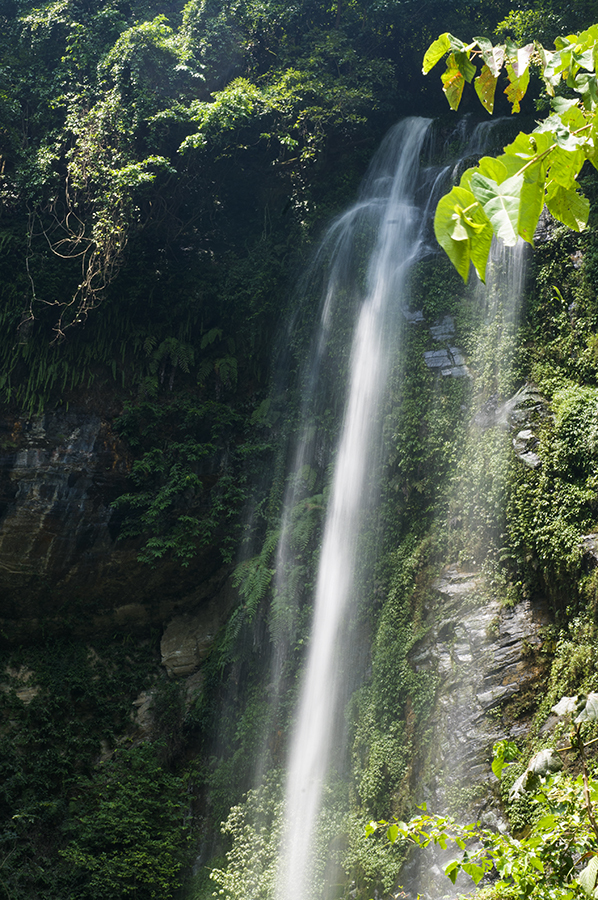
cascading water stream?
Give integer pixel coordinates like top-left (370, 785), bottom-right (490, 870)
top-left (274, 117), bottom-right (433, 900)
top-left (247, 114), bottom-right (528, 900)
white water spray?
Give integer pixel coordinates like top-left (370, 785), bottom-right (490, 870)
top-left (275, 118), bottom-right (432, 900)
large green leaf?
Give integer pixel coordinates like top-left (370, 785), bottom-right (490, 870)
top-left (575, 692), bottom-right (598, 722)
top-left (528, 748), bottom-right (563, 776)
top-left (519, 161), bottom-right (546, 244)
top-left (477, 155), bottom-right (510, 182)
top-left (434, 186), bottom-right (474, 280)
top-left (468, 206), bottom-right (493, 282)
top-left (552, 695), bottom-right (578, 715)
top-left (422, 33), bottom-right (451, 73)
top-left (548, 146), bottom-right (584, 188)
top-left (470, 171), bottom-right (523, 246)
top-left (474, 37), bottom-right (505, 77)
top-left (454, 50), bottom-right (476, 83)
top-left (546, 182), bottom-right (589, 230)
top-left (434, 185), bottom-right (492, 282)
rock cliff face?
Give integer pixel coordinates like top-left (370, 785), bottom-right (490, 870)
top-left (403, 568), bottom-right (551, 899)
top-left (412, 568), bottom-right (550, 808)
top-left (0, 405), bottom-right (232, 643)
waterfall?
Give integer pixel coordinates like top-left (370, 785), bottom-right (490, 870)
top-left (274, 118), bottom-right (433, 900)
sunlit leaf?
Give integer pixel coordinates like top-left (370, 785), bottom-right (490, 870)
top-left (474, 37), bottom-right (506, 77)
top-left (434, 186), bottom-right (474, 280)
top-left (575, 692), bottom-right (598, 722)
top-left (546, 182), bottom-right (589, 231)
top-left (441, 55), bottom-right (465, 110)
top-left (461, 862), bottom-right (485, 884)
top-left (445, 860), bottom-right (459, 884)
top-left (470, 171), bottom-right (522, 246)
top-left (387, 824), bottom-right (399, 844)
top-left (578, 855), bottom-right (598, 897)
top-left (548, 146), bottom-right (584, 188)
top-left (475, 65), bottom-right (498, 114)
top-left (575, 73), bottom-right (598, 109)
top-left (454, 50), bottom-right (476, 83)
top-left (423, 33), bottom-right (451, 73)
top-left (519, 162), bottom-right (545, 244)
top-left (528, 748), bottom-right (563, 776)
top-left (505, 63), bottom-right (530, 113)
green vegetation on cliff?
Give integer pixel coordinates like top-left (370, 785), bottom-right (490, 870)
top-left (6, 2), bottom-right (598, 900)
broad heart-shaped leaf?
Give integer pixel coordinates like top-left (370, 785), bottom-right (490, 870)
top-left (423, 33), bottom-right (451, 73)
top-left (546, 182), bottom-right (589, 231)
top-left (475, 65), bottom-right (498, 113)
top-left (552, 695), bottom-right (578, 716)
top-left (434, 185), bottom-right (492, 282)
top-left (578, 855), bottom-right (598, 897)
top-left (470, 171), bottom-right (523, 246)
top-left (505, 62), bottom-right (530, 113)
top-left (441, 55), bottom-right (465, 110)
top-left (434, 187), bottom-right (473, 280)
top-left (575, 692), bottom-right (598, 723)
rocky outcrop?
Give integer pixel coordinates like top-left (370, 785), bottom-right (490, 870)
top-left (411, 567), bottom-right (550, 810)
top-left (423, 315), bottom-right (470, 377)
top-left (161, 582), bottom-right (236, 676)
top-left (0, 406), bottom-right (233, 641)
top-left (404, 567), bottom-right (551, 899)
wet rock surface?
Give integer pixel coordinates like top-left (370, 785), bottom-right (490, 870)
top-left (0, 406), bottom-right (232, 641)
top-left (161, 582), bottom-right (236, 676)
top-left (413, 566), bottom-right (549, 803)
top-left (423, 316), bottom-right (470, 378)
top-left (405, 567), bottom-right (551, 899)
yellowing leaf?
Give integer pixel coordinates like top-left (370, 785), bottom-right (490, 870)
top-left (423, 33), bottom-right (451, 73)
top-left (441, 55), bottom-right (465, 110)
top-left (505, 63), bottom-right (531, 113)
top-left (475, 65), bottom-right (498, 114)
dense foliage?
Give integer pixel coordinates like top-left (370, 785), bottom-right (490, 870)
top-left (7, 2), bottom-right (598, 900)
